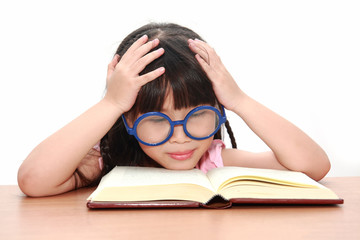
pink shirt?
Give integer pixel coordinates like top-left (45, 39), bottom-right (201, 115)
top-left (195, 139), bottom-right (225, 173)
top-left (94, 139), bottom-right (225, 173)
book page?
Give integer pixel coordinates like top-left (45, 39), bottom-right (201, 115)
top-left (206, 166), bottom-right (323, 192)
top-left (93, 166), bottom-right (216, 193)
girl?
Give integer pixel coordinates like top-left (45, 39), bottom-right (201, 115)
top-left (18, 23), bottom-right (330, 197)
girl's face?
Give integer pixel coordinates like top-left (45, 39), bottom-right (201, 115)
top-left (134, 95), bottom-right (214, 170)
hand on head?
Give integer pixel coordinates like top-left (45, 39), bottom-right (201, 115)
top-left (104, 35), bottom-right (165, 113)
top-left (188, 39), bottom-right (243, 112)
top-left (104, 31), bottom-right (243, 115)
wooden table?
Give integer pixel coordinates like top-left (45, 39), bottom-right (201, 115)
top-left (1, 177), bottom-right (359, 240)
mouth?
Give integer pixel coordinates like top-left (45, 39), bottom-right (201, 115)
top-left (168, 150), bottom-right (195, 161)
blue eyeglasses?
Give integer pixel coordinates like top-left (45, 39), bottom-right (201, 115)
top-left (122, 105), bottom-right (227, 146)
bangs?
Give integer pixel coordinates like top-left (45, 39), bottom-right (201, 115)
top-left (127, 37), bottom-right (218, 119)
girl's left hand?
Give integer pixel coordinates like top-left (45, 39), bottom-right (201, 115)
top-left (188, 39), bottom-right (242, 112)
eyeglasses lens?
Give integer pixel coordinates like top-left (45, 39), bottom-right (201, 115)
top-left (186, 109), bottom-right (219, 138)
top-left (136, 109), bottom-right (220, 145)
top-left (136, 116), bottom-right (171, 145)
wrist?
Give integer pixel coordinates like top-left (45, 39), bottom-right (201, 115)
top-left (227, 89), bottom-right (249, 114)
top-left (99, 98), bottom-right (125, 117)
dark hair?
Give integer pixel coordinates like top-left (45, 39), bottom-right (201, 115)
top-left (94, 23), bottom-right (237, 181)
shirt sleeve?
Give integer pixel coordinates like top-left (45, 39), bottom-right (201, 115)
top-left (93, 141), bottom-right (103, 170)
top-left (195, 139), bottom-right (225, 173)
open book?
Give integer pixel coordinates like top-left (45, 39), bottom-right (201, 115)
top-left (87, 166), bottom-right (343, 209)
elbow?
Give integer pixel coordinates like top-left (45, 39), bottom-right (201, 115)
top-left (314, 156), bottom-right (331, 181)
top-left (17, 164), bottom-right (52, 197)
top-left (17, 166), bottom-right (41, 197)
top-left (18, 160), bottom-right (77, 197)
top-left (311, 162), bottom-right (331, 182)
top-left (305, 150), bottom-right (331, 182)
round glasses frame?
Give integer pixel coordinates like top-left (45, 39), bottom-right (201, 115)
top-left (122, 105), bottom-right (227, 146)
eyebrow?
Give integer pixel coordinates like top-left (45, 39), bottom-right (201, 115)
top-left (160, 104), bottom-right (209, 116)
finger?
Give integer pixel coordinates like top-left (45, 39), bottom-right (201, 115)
top-left (122, 38), bottom-right (159, 67)
top-left (188, 39), bottom-right (210, 64)
top-left (107, 54), bottom-right (121, 72)
top-left (139, 67), bottom-right (165, 85)
top-left (195, 53), bottom-right (211, 72)
top-left (188, 39), bottom-right (201, 54)
top-left (132, 38), bottom-right (160, 62)
top-left (194, 38), bottom-right (211, 48)
top-left (133, 47), bottom-right (165, 73)
top-left (193, 39), bottom-right (222, 67)
top-left (124, 34), bottom-right (148, 56)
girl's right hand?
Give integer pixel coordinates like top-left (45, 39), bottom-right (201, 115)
top-left (104, 35), bottom-right (165, 113)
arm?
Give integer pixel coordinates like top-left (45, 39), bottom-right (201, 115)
top-left (18, 35), bottom-right (165, 196)
top-left (18, 100), bottom-right (121, 197)
top-left (188, 39), bottom-right (330, 181)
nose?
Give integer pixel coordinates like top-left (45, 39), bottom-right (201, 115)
top-left (168, 124), bottom-right (191, 144)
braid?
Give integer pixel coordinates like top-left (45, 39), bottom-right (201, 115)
top-left (99, 133), bottom-right (113, 176)
top-left (99, 116), bottom-right (163, 176)
top-left (73, 168), bottom-right (99, 189)
top-left (225, 120), bottom-right (237, 149)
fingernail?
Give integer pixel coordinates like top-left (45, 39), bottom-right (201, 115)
top-left (158, 67), bottom-right (165, 73)
top-left (153, 38), bottom-right (159, 45)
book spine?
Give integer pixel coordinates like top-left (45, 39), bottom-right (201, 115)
top-left (87, 200), bottom-right (201, 209)
top-left (229, 198), bottom-right (344, 205)
top-left (201, 194), bottom-right (232, 209)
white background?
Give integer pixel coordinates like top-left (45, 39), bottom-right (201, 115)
top-left (1, 0), bottom-right (359, 184)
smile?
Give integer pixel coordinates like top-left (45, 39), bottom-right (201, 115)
top-left (168, 150), bottom-right (195, 161)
